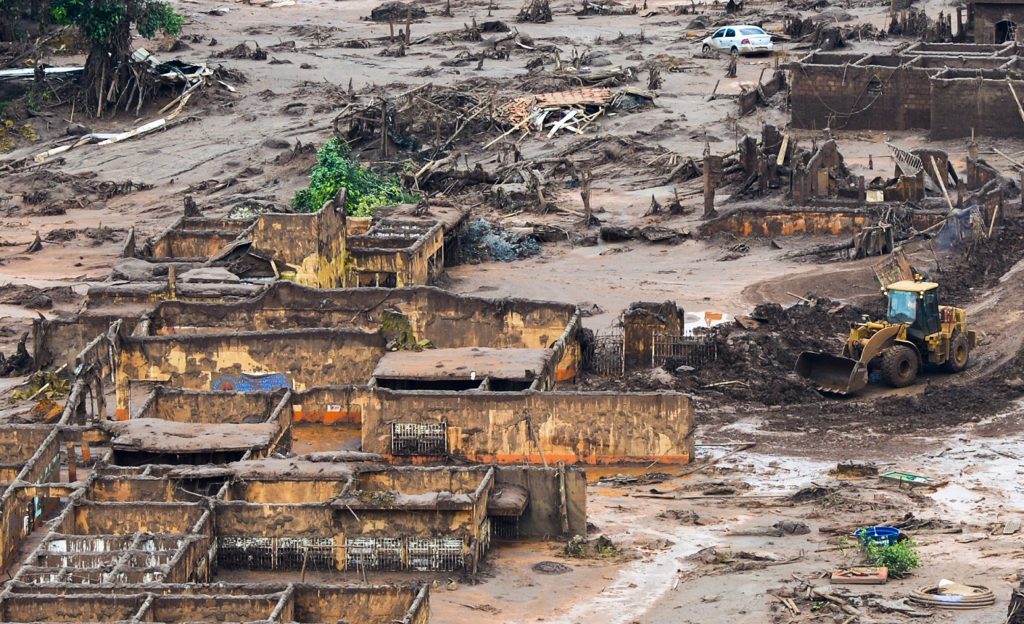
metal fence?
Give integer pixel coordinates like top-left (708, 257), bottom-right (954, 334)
top-left (652, 333), bottom-right (717, 369)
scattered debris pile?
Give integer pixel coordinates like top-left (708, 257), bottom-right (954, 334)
top-left (889, 8), bottom-right (953, 41)
top-left (784, 15), bottom-right (882, 50)
top-left (461, 218), bottom-right (541, 262)
top-left (368, 1), bottom-right (428, 21)
top-left (517, 0), bottom-right (552, 23)
top-left (497, 88), bottom-right (613, 140)
top-left (3, 169), bottom-right (152, 215)
top-left (939, 218), bottom-right (1024, 305)
top-left (667, 296), bottom-right (882, 404)
top-left (0, 333), bottom-right (32, 377)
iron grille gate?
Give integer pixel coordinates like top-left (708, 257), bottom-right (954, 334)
top-left (391, 422), bottom-right (448, 456)
top-left (591, 330), bottom-right (624, 376)
top-left (344, 536), bottom-right (466, 571)
top-left (216, 536), bottom-right (335, 571)
top-left (651, 333), bottom-right (717, 369)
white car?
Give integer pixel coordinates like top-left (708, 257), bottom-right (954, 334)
top-left (701, 25), bottom-right (774, 56)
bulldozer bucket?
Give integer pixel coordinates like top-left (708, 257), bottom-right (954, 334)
top-left (794, 352), bottom-right (869, 395)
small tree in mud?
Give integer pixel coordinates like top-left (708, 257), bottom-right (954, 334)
top-left (51, 0), bottom-right (183, 115)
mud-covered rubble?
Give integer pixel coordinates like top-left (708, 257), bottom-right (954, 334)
top-left (939, 218), bottom-right (1024, 305)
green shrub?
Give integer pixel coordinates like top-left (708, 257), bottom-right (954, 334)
top-left (293, 138), bottom-right (418, 216)
top-left (861, 536), bottom-right (920, 578)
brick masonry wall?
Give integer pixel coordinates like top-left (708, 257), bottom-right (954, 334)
top-left (791, 64), bottom-right (932, 131)
top-left (974, 5), bottom-right (1024, 44)
top-left (931, 77), bottom-right (1024, 139)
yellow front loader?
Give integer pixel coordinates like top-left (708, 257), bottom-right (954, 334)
top-left (795, 280), bottom-right (977, 394)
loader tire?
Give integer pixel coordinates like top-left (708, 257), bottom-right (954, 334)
top-left (943, 331), bottom-right (970, 373)
top-left (880, 345), bottom-right (918, 388)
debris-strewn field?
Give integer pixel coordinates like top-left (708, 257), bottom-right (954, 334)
top-left (3, 0), bottom-right (1024, 620)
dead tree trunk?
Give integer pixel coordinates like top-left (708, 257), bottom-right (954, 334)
top-left (580, 169), bottom-right (592, 225)
top-left (703, 154), bottom-right (723, 219)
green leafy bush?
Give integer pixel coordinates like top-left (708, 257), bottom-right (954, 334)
top-left (861, 535), bottom-right (920, 578)
top-left (293, 138), bottom-right (418, 216)
top-left (51, 0), bottom-right (183, 43)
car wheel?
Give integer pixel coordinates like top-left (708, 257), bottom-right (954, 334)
top-left (702, 44), bottom-right (711, 54)
top-left (730, 46), bottom-right (739, 55)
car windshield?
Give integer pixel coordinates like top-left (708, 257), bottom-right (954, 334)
top-left (888, 290), bottom-right (917, 324)
top-left (740, 27), bottom-right (766, 35)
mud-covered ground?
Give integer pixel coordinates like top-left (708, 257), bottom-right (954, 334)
top-left (3, 0), bottom-right (1024, 620)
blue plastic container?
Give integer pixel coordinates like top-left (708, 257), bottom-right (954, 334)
top-left (853, 526), bottom-right (901, 546)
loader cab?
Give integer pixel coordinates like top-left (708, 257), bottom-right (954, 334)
top-left (885, 281), bottom-right (940, 339)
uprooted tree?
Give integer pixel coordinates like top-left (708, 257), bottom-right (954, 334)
top-left (51, 0), bottom-right (184, 115)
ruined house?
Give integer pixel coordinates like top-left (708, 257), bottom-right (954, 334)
top-left (969, 0), bottom-right (1024, 43)
top-left (789, 43), bottom-right (1024, 139)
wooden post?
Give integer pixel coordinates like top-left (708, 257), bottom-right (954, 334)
top-left (66, 441), bottom-right (77, 482)
top-left (379, 97), bottom-right (389, 158)
top-left (558, 461), bottom-right (570, 535)
top-left (81, 440), bottom-right (91, 463)
top-left (167, 265), bottom-right (177, 300)
top-left (524, 409), bottom-right (547, 467)
top-left (930, 156), bottom-right (955, 213)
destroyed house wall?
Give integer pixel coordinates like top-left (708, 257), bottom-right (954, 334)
top-left (292, 584), bottom-right (429, 624)
top-left (65, 501), bottom-right (206, 535)
top-left (214, 469), bottom-right (492, 573)
top-left (974, 3), bottom-right (1024, 44)
top-left (148, 216), bottom-right (252, 260)
top-left (250, 198), bottom-right (347, 288)
top-left (135, 387), bottom-right (289, 424)
top-left (146, 283), bottom-right (582, 382)
top-left (114, 328), bottom-right (385, 418)
top-left (87, 476), bottom-right (182, 502)
top-left (702, 206), bottom-right (949, 237)
top-left (0, 427), bottom-right (52, 482)
top-left (347, 221), bottom-right (446, 287)
top-left (930, 71), bottom-right (1024, 139)
top-left (492, 465), bottom-right (587, 538)
top-left (789, 56), bottom-right (933, 131)
top-left (0, 427), bottom-right (63, 576)
top-left (84, 280), bottom-right (265, 310)
top-left (31, 315), bottom-right (136, 372)
top-left (0, 583), bottom-right (429, 624)
top-left (0, 595), bottom-right (143, 622)
top-left (317, 387), bottom-right (695, 464)
top-left (790, 49), bottom-right (1024, 137)
top-left (147, 283), bottom-right (578, 349)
